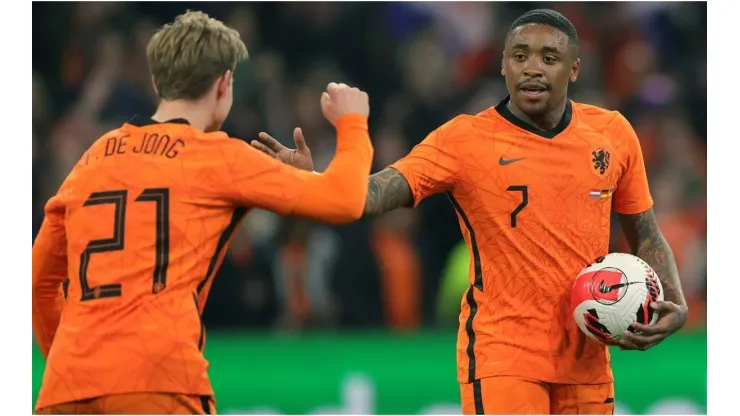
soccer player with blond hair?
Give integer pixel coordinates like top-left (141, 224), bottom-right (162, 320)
top-left (33, 11), bottom-right (373, 414)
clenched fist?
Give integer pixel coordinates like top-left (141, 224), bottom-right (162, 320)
top-left (320, 82), bottom-right (370, 126)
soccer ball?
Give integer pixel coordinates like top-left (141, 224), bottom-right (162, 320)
top-left (571, 253), bottom-right (664, 345)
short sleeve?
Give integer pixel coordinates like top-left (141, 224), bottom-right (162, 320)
top-left (611, 113), bottom-right (654, 215)
top-left (390, 117), bottom-right (466, 207)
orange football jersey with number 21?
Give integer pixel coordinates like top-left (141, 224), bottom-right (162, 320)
top-left (32, 114), bottom-right (372, 409)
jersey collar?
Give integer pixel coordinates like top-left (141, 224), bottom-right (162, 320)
top-left (127, 115), bottom-right (191, 127)
top-left (494, 96), bottom-right (572, 139)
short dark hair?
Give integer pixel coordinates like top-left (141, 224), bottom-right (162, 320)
top-left (508, 9), bottom-right (579, 50)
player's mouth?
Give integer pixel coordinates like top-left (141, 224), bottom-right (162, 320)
top-left (519, 83), bottom-right (549, 98)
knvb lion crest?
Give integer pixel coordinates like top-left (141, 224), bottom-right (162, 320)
top-left (592, 148), bottom-right (610, 175)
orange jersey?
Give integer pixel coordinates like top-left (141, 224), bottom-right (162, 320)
top-left (391, 97), bottom-right (653, 384)
top-left (32, 115), bottom-right (372, 409)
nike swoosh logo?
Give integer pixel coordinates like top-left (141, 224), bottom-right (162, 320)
top-left (598, 281), bottom-right (639, 293)
top-left (499, 156), bottom-right (526, 166)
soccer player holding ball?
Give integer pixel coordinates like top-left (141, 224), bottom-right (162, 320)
top-left (256, 8), bottom-right (689, 415)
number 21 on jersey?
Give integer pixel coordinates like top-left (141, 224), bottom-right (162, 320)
top-left (78, 188), bottom-right (170, 301)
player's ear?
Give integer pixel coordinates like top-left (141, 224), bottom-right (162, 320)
top-left (216, 70), bottom-right (232, 99)
top-left (569, 58), bottom-right (580, 83)
top-left (500, 48), bottom-right (507, 76)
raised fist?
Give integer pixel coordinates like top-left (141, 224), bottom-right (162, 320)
top-left (320, 82), bottom-right (370, 126)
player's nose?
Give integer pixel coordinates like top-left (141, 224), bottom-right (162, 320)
top-left (522, 67), bottom-right (544, 78)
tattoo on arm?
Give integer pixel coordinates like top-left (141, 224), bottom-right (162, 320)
top-left (364, 168), bottom-right (414, 217)
top-left (619, 209), bottom-right (687, 308)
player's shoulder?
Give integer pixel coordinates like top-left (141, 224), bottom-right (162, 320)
top-left (572, 101), bottom-right (632, 133)
top-left (472, 105), bottom-right (538, 134)
top-left (74, 120), bottom-right (241, 178)
top-left (435, 113), bottom-right (478, 134)
top-left (88, 125), bottom-right (128, 149)
top-left (434, 108), bottom-right (509, 138)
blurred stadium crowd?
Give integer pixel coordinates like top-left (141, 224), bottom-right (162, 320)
top-left (32, 2), bottom-right (706, 332)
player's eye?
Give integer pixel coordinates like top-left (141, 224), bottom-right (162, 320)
top-left (513, 53), bottom-right (527, 61)
top-left (543, 55), bottom-right (557, 64)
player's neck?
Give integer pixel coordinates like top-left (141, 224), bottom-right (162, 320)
top-left (507, 98), bottom-right (567, 131)
top-left (152, 100), bottom-right (213, 132)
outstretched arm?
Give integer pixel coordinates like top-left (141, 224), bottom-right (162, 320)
top-left (213, 114), bottom-right (373, 225)
top-left (252, 134), bottom-right (413, 216)
top-left (618, 209), bottom-right (688, 350)
top-left (364, 168), bottom-right (413, 217)
top-left (254, 116), bottom-right (467, 218)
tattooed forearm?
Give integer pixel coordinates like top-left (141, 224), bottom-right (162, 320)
top-left (364, 168), bottom-right (414, 217)
top-left (619, 209), bottom-right (687, 308)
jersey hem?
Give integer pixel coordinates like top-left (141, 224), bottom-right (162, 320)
top-left (456, 367), bottom-right (614, 385)
top-left (35, 386), bottom-right (215, 410)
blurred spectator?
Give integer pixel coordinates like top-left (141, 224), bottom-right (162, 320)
top-left (371, 126), bottom-right (423, 331)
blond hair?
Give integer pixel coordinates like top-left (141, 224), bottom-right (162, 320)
top-left (147, 10), bottom-right (248, 100)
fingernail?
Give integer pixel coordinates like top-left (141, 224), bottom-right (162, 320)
top-left (650, 302), bottom-right (657, 308)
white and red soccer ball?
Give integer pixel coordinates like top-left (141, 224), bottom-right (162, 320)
top-left (571, 253), bottom-right (664, 345)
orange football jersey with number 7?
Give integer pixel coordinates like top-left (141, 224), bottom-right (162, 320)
top-left (390, 97), bottom-right (653, 384)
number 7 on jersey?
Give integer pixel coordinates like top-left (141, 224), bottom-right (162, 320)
top-left (506, 185), bottom-right (528, 228)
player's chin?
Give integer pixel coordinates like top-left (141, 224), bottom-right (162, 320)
top-left (516, 101), bottom-right (549, 116)
top-left (514, 91), bottom-right (550, 114)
